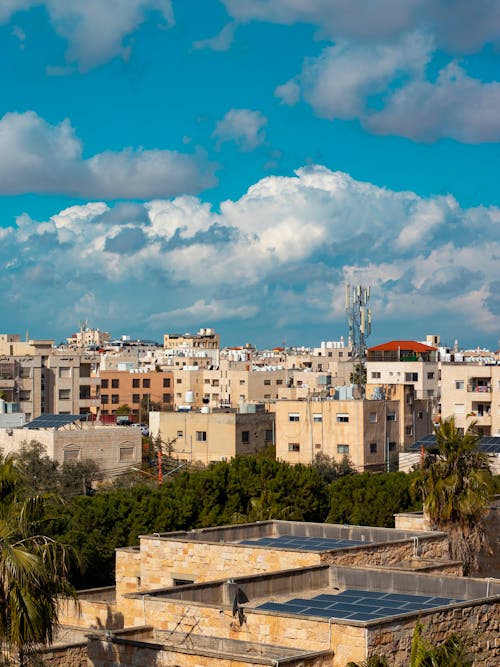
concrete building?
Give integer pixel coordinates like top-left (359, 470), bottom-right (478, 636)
top-left (66, 326), bottom-right (111, 349)
top-left (99, 369), bottom-right (174, 420)
top-left (149, 408), bottom-right (275, 464)
top-left (366, 340), bottom-right (439, 400)
top-left (53, 520), bottom-right (499, 667)
top-left (0, 352), bottom-right (100, 421)
top-left (274, 394), bottom-right (432, 470)
top-left (0, 417), bottom-right (141, 475)
top-left (440, 362), bottom-right (500, 436)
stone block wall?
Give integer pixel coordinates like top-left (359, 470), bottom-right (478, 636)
top-left (320, 534), bottom-right (449, 568)
top-left (135, 538), bottom-right (320, 591)
top-left (58, 598), bottom-right (123, 630)
top-left (36, 644), bottom-right (88, 667)
top-left (367, 599), bottom-right (499, 667)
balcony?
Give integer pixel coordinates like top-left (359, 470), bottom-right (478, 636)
top-left (467, 383), bottom-right (491, 394)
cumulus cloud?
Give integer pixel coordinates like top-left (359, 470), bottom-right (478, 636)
top-left (193, 22), bottom-right (236, 51)
top-left (1, 166), bottom-right (499, 343)
top-left (221, 0), bottom-right (500, 52)
top-left (275, 35), bottom-right (500, 143)
top-left (213, 108), bottom-right (268, 151)
top-left (0, 111), bottom-right (216, 198)
top-left (0, 0), bottom-right (174, 71)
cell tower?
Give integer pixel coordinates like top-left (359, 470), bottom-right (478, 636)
top-left (345, 284), bottom-right (372, 397)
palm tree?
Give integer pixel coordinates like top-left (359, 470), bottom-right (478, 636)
top-left (0, 455), bottom-right (76, 666)
top-left (412, 417), bottom-right (492, 575)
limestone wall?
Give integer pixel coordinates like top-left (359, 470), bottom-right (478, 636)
top-left (319, 534), bottom-right (449, 568)
top-left (367, 599), bottom-right (499, 666)
top-left (36, 644), bottom-right (88, 667)
top-left (135, 538), bottom-right (320, 591)
top-left (58, 598), bottom-right (123, 630)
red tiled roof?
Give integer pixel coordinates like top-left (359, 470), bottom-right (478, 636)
top-left (368, 340), bottom-right (437, 352)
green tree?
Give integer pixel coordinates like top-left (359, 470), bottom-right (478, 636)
top-left (412, 417), bottom-right (492, 575)
top-left (0, 455), bottom-right (76, 666)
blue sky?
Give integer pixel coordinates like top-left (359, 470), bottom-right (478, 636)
top-left (1, 0), bottom-right (499, 349)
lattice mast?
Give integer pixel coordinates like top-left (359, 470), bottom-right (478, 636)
top-left (345, 284), bottom-right (372, 398)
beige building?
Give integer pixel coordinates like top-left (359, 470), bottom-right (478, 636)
top-left (66, 326), bottom-right (110, 349)
top-left (163, 327), bottom-right (220, 350)
top-left (149, 408), bottom-right (275, 464)
top-left (0, 419), bottom-right (141, 475)
top-left (0, 351), bottom-right (100, 421)
top-left (54, 520), bottom-right (499, 667)
top-left (275, 393), bottom-right (432, 470)
top-left (440, 362), bottom-right (500, 436)
top-left (366, 340), bottom-right (439, 400)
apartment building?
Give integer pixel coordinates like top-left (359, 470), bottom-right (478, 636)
top-left (149, 408), bottom-right (275, 464)
top-left (275, 392), bottom-right (432, 470)
top-left (440, 362), bottom-right (500, 436)
top-left (99, 370), bottom-right (174, 419)
top-left (0, 351), bottom-right (100, 421)
top-left (66, 327), bottom-right (110, 349)
top-left (366, 340), bottom-right (439, 400)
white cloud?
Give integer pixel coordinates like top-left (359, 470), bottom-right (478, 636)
top-left (193, 22), bottom-right (236, 51)
top-left (0, 111), bottom-right (216, 198)
top-left (366, 62), bottom-right (500, 143)
top-left (0, 0), bottom-right (174, 70)
top-left (1, 166), bottom-right (499, 342)
top-left (213, 108), bottom-right (268, 151)
top-left (221, 0), bottom-right (500, 52)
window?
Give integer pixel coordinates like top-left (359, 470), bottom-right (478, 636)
top-left (242, 430), bottom-right (250, 443)
top-left (111, 394), bottom-right (119, 404)
top-left (120, 447), bottom-right (135, 462)
top-left (132, 394), bottom-right (140, 403)
top-left (276, 379), bottom-right (283, 385)
top-left (315, 443), bottom-right (321, 449)
top-left (337, 444), bottom-right (349, 454)
top-left (370, 442), bottom-right (377, 454)
top-left (339, 351), bottom-right (343, 357)
top-left (388, 442), bottom-right (397, 451)
top-left (264, 394), bottom-right (271, 399)
top-left (176, 379), bottom-right (182, 384)
top-left (19, 390), bottom-right (31, 401)
top-left (111, 379), bottom-right (119, 388)
top-left (369, 412), bottom-right (377, 423)
top-left (177, 430), bottom-right (184, 437)
top-left (288, 413), bottom-right (300, 422)
top-left (204, 379), bottom-right (210, 384)
top-left (59, 389), bottom-right (71, 400)
top-left (64, 448), bottom-right (80, 462)
top-left (264, 379), bottom-right (271, 385)
top-left (265, 429), bottom-right (273, 442)
top-left (101, 394), bottom-right (109, 404)
top-left (405, 372), bottom-right (418, 382)
top-left (143, 379), bottom-right (150, 388)
top-left (427, 372), bottom-right (434, 379)
top-left (288, 443), bottom-right (300, 452)
top-left (387, 411), bottom-right (396, 421)
top-left (239, 379), bottom-right (245, 385)
top-left (313, 413), bottom-right (322, 423)
top-left (418, 411), bottom-right (424, 419)
top-left (371, 371), bottom-right (381, 379)
top-left (405, 425), bottom-right (413, 436)
top-left (336, 413), bottom-right (349, 423)
top-left (163, 378), bottom-right (171, 388)
top-left (163, 393), bottom-right (171, 403)
top-left (196, 431), bottom-right (207, 441)
top-left (454, 403), bottom-right (465, 414)
top-left (131, 378), bottom-right (139, 388)
top-left (101, 379), bottom-right (109, 389)
top-left (59, 367), bottom-right (71, 378)
top-left (455, 380), bottom-right (464, 390)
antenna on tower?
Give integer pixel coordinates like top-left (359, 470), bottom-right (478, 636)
top-left (345, 283), bottom-right (372, 398)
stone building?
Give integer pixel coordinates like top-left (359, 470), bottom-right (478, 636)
top-left (53, 520), bottom-right (499, 667)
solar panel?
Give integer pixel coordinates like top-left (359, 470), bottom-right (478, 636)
top-left (24, 414), bottom-right (83, 429)
top-left (239, 535), bottom-right (369, 551)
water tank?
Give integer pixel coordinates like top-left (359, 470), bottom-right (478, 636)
top-left (0, 399), bottom-right (5, 414)
top-left (200, 406), bottom-right (210, 414)
top-left (185, 391), bottom-right (194, 403)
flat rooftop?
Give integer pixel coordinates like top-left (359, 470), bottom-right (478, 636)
top-left (142, 519), bottom-right (439, 548)
top-left (129, 564), bottom-right (500, 627)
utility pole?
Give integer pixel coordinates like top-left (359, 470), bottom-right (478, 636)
top-left (345, 284), bottom-right (372, 398)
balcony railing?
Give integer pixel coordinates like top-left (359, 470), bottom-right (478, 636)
top-left (467, 384), bottom-right (491, 393)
